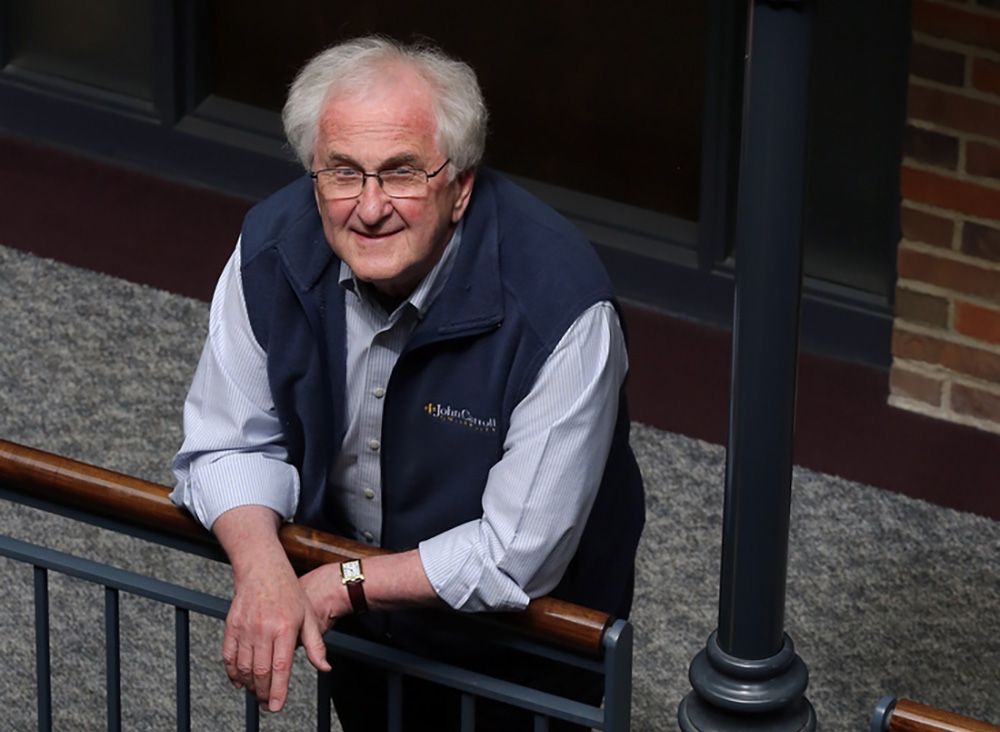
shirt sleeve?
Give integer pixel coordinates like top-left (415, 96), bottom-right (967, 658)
top-left (418, 301), bottom-right (628, 612)
top-left (169, 240), bottom-right (300, 530)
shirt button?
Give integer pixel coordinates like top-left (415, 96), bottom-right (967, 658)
top-left (368, 439), bottom-right (381, 451)
top-left (373, 387), bottom-right (386, 398)
top-left (363, 531), bottom-right (374, 542)
top-left (364, 488), bottom-right (375, 500)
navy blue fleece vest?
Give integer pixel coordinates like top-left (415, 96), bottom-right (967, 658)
top-left (239, 169), bottom-right (644, 618)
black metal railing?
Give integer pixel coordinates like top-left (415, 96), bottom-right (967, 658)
top-left (0, 439), bottom-right (633, 731)
top-left (3, 534), bottom-right (231, 731)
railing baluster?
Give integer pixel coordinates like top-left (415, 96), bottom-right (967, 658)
top-left (603, 619), bottom-right (633, 732)
top-left (534, 712), bottom-right (550, 732)
top-left (105, 586), bottom-right (121, 732)
top-left (34, 566), bottom-right (52, 732)
top-left (387, 671), bottom-right (403, 732)
top-left (175, 607), bottom-right (190, 732)
top-left (316, 670), bottom-right (332, 732)
top-left (244, 689), bottom-right (259, 732)
top-left (460, 693), bottom-right (475, 732)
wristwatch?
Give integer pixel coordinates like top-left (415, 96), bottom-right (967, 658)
top-left (340, 559), bottom-right (368, 614)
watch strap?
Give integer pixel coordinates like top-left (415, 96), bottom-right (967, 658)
top-left (340, 560), bottom-right (368, 615)
top-left (345, 579), bottom-right (368, 614)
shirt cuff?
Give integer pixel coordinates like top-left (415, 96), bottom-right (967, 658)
top-left (170, 452), bottom-right (299, 530)
top-left (418, 523), bottom-right (530, 613)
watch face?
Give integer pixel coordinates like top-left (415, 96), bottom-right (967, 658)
top-left (342, 560), bottom-right (363, 582)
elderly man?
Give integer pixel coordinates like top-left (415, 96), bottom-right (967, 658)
top-left (171, 36), bottom-right (644, 730)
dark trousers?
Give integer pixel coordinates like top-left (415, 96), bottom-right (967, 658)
top-left (328, 619), bottom-right (604, 732)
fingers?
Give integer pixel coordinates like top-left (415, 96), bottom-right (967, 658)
top-left (268, 635), bottom-right (296, 712)
top-left (222, 610), bottom-right (310, 712)
top-left (226, 614), bottom-right (269, 700)
top-left (249, 634), bottom-right (274, 709)
top-left (222, 625), bottom-right (242, 689)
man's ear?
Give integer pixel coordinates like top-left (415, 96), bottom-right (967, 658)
top-left (311, 159), bottom-right (325, 211)
top-left (451, 168), bottom-right (476, 224)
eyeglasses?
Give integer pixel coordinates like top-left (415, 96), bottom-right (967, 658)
top-left (311, 159), bottom-right (451, 200)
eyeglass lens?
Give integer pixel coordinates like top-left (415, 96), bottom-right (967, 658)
top-left (317, 169), bottom-right (428, 199)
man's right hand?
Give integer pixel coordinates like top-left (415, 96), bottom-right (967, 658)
top-left (213, 506), bottom-right (332, 712)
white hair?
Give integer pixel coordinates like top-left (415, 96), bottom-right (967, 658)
top-left (282, 36), bottom-right (488, 177)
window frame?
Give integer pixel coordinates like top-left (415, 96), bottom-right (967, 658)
top-left (0, 0), bottom-right (896, 367)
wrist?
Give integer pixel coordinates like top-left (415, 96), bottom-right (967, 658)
top-left (213, 505), bottom-right (285, 579)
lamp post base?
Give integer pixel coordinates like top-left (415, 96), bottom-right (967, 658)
top-left (679, 692), bottom-right (816, 732)
top-left (677, 632), bottom-right (815, 732)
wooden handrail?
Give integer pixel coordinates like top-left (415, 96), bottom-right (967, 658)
top-left (886, 699), bottom-right (1000, 732)
top-left (0, 439), bottom-right (610, 655)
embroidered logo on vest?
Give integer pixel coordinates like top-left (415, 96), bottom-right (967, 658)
top-left (424, 403), bottom-right (497, 432)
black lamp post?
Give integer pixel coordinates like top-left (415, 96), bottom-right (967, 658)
top-left (678, 1), bottom-right (816, 730)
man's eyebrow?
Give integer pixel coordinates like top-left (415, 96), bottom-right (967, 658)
top-left (323, 152), bottom-right (360, 168)
top-left (380, 153), bottom-right (421, 169)
top-left (322, 152), bottom-right (422, 169)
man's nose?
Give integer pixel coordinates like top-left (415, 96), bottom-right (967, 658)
top-left (356, 176), bottom-right (393, 224)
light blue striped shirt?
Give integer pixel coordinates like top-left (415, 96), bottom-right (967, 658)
top-left (171, 224), bottom-right (628, 612)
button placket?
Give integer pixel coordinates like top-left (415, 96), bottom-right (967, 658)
top-left (339, 300), bottom-right (417, 549)
top-left (354, 330), bottom-right (393, 544)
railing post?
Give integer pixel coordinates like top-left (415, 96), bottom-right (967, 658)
top-left (603, 619), bottom-right (633, 732)
top-left (176, 607), bottom-right (191, 732)
top-left (106, 586), bottom-right (121, 732)
top-left (317, 670), bottom-right (333, 732)
top-left (678, 1), bottom-right (816, 730)
top-left (244, 689), bottom-right (260, 731)
top-left (34, 566), bottom-right (52, 732)
top-left (388, 673), bottom-right (404, 732)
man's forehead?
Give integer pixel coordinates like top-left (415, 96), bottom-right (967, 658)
top-left (315, 69), bottom-right (440, 164)
top-left (319, 77), bottom-right (436, 129)
top-left (316, 115), bottom-right (438, 165)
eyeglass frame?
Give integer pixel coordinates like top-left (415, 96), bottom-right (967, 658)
top-left (310, 159), bottom-right (452, 200)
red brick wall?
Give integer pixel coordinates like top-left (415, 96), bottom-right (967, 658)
top-left (891, 0), bottom-right (1000, 433)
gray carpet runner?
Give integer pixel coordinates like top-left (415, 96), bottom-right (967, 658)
top-left (2, 244), bottom-right (998, 731)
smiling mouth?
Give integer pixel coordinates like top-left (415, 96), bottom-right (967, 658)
top-left (353, 229), bottom-right (400, 241)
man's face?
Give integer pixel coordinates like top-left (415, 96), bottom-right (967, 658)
top-left (312, 65), bottom-right (475, 300)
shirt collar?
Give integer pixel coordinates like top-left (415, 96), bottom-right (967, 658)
top-left (338, 219), bottom-right (464, 319)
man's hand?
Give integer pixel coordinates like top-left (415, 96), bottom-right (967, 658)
top-left (215, 509), bottom-right (442, 712)
top-left (213, 506), bottom-right (332, 712)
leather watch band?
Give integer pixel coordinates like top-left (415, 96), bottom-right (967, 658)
top-left (345, 579), bottom-right (368, 614)
top-left (340, 559), bottom-right (368, 615)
